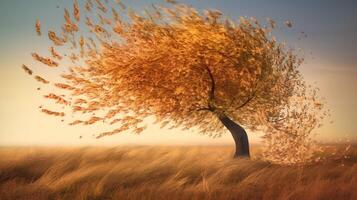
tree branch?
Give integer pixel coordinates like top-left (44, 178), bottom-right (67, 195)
top-left (236, 90), bottom-right (256, 109)
top-left (205, 65), bottom-right (215, 104)
top-left (196, 107), bottom-right (213, 112)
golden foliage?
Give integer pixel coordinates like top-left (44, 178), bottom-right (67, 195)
top-left (24, 0), bottom-right (327, 164)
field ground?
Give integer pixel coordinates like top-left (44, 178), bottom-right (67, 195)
top-left (0, 145), bottom-right (356, 200)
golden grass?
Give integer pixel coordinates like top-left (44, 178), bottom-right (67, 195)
top-left (0, 145), bottom-right (356, 200)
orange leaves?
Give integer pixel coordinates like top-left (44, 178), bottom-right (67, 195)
top-left (166, 0), bottom-right (177, 4)
top-left (94, 25), bottom-right (107, 35)
top-left (44, 93), bottom-right (69, 105)
top-left (84, 116), bottom-right (102, 125)
top-left (98, 13), bottom-right (112, 25)
top-left (267, 18), bottom-right (276, 29)
top-left (35, 19), bottom-right (41, 36)
top-left (69, 120), bottom-right (83, 125)
top-left (22, 64), bottom-right (33, 75)
top-left (48, 31), bottom-right (66, 46)
top-left (34, 75), bottom-right (49, 84)
top-left (174, 86), bottom-right (185, 95)
top-left (63, 23), bottom-right (78, 33)
top-left (32, 53), bottom-right (58, 67)
top-left (314, 102), bottom-right (322, 109)
top-left (204, 9), bottom-right (222, 23)
top-left (72, 106), bottom-right (86, 113)
top-left (134, 127), bottom-right (145, 134)
top-left (41, 108), bottom-right (65, 117)
top-left (95, 0), bottom-right (107, 13)
top-left (69, 53), bottom-right (79, 62)
top-left (63, 8), bottom-right (78, 33)
top-left (69, 116), bottom-right (102, 125)
top-left (115, 0), bottom-right (126, 10)
top-left (105, 109), bottom-right (120, 119)
top-left (85, 0), bottom-right (93, 12)
top-left (96, 128), bottom-right (122, 138)
top-left (74, 98), bottom-right (87, 105)
top-left (50, 47), bottom-right (62, 60)
top-left (64, 8), bottom-right (71, 24)
top-left (111, 8), bottom-right (121, 23)
top-left (79, 36), bottom-right (85, 48)
top-left (22, 64), bottom-right (50, 85)
top-left (54, 83), bottom-right (75, 90)
top-left (73, 0), bottom-right (80, 21)
top-left (110, 119), bottom-right (121, 125)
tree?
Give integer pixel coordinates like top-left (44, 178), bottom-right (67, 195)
top-left (24, 0), bottom-right (326, 162)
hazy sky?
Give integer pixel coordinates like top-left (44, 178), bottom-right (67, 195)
top-left (0, 0), bottom-right (356, 146)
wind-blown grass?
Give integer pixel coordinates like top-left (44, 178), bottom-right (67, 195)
top-left (0, 145), bottom-right (356, 200)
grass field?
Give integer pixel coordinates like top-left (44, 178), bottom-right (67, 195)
top-left (0, 145), bottom-right (356, 200)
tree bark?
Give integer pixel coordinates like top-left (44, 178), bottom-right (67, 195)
top-left (218, 114), bottom-right (250, 158)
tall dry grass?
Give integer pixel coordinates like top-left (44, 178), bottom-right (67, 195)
top-left (0, 145), bottom-right (356, 200)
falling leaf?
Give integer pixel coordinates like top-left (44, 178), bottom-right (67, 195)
top-left (22, 64), bottom-right (33, 75)
top-left (35, 19), bottom-right (41, 36)
top-left (284, 20), bottom-right (292, 28)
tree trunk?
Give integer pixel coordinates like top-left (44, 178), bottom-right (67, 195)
top-left (218, 114), bottom-right (250, 158)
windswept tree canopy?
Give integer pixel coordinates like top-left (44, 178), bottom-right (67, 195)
top-left (24, 0), bottom-right (327, 164)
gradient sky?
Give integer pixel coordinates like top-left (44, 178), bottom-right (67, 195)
top-left (0, 0), bottom-right (356, 146)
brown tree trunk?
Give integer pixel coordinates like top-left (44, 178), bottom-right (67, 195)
top-left (218, 114), bottom-right (250, 158)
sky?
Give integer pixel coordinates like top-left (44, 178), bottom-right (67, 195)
top-left (0, 0), bottom-right (356, 146)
